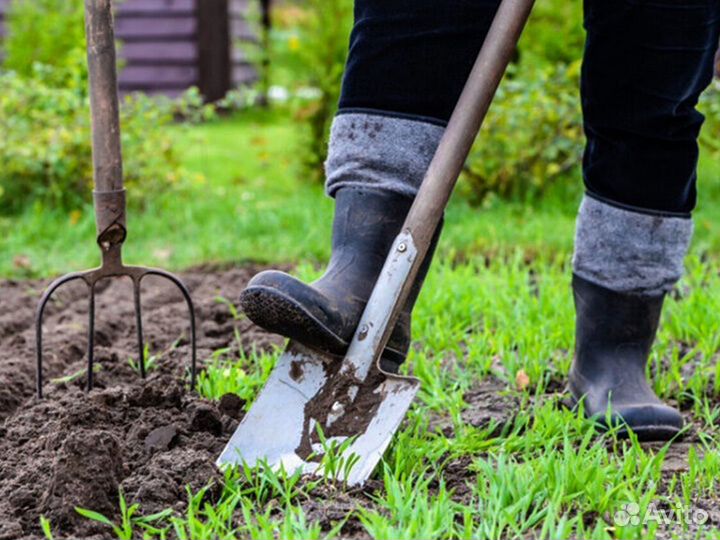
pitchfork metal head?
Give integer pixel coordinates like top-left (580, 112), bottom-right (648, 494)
top-left (35, 190), bottom-right (197, 398)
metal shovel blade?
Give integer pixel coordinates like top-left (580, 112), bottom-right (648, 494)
top-left (216, 341), bottom-right (420, 486)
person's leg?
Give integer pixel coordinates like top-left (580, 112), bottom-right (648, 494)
top-left (571, 0), bottom-right (720, 438)
top-left (241, 0), bottom-right (501, 371)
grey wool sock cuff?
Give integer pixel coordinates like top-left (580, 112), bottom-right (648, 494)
top-left (572, 195), bottom-right (693, 296)
top-left (324, 112), bottom-right (445, 199)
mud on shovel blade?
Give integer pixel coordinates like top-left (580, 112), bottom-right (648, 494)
top-left (217, 0), bottom-right (535, 485)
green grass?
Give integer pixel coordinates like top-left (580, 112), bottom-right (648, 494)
top-left (169, 250), bottom-right (720, 540)
top-left (0, 108), bottom-right (334, 277)
top-left (9, 109), bottom-right (720, 539)
top-left (3, 105), bottom-right (719, 278)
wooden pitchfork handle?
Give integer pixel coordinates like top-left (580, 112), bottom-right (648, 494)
top-left (85, 0), bottom-right (127, 249)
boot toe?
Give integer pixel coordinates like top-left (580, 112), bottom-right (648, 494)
top-left (596, 402), bottom-right (684, 441)
top-left (240, 270), bottom-right (348, 353)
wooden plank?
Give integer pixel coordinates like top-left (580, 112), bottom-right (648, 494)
top-left (118, 0), bottom-right (195, 16)
top-left (232, 63), bottom-right (257, 85)
top-left (119, 65), bottom-right (198, 86)
top-left (120, 88), bottom-right (187, 99)
top-left (228, 0), bottom-right (250, 17)
top-left (0, 3), bottom-right (6, 39)
top-left (232, 47), bottom-right (251, 62)
top-left (230, 18), bottom-right (254, 41)
top-left (120, 41), bottom-right (198, 63)
top-left (115, 16), bottom-right (197, 40)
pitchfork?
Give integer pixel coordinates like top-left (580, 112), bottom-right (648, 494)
top-left (35, 0), bottom-right (197, 398)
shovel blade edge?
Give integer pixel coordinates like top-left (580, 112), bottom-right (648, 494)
top-left (216, 341), bottom-right (420, 486)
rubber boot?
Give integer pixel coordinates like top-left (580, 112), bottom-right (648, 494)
top-left (239, 187), bottom-right (441, 373)
top-left (569, 274), bottom-right (683, 440)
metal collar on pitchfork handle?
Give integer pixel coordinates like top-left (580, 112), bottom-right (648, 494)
top-left (35, 0), bottom-right (197, 398)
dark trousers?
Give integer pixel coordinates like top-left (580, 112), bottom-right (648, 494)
top-left (339, 0), bottom-right (720, 215)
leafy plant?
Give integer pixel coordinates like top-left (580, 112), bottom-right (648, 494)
top-left (196, 342), bottom-right (279, 403)
top-left (461, 61), bottom-right (584, 204)
top-left (0, 64), bottom-right (202, 213)
top-left (127, 337), bottom-right (182, 376)
top-left (520, 0), bottom-right (584, 65)
top-left (39, 515), bottom-right (54, 540)
top-left (312, 424), bottom-right (361, 485)
top-left (75, 489), bottom-right (172, 539)
top-left (214, 295), bottom-right (242, 320)
top-left (281, 0), bottom-right (353, 180)
top-left (2, 0), bottom-right (87, 86)
top-left (699, 82), bottom-right (720, 162)
top-left (0, 0), bottom-right (215, 215)
top-left (50, 363), bottom-right (102, 386)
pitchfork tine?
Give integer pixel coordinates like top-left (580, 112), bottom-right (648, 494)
top-left (35, 273), bottom-right (88, 399)
top-left (87, 284), bottom-right (96, 391)
top-left (133, 279), bottom-right (145, 379)
top-left (140, 270), bottom-right (198, 390)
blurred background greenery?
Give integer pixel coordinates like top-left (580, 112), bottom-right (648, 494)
top-left (0, 0), bottom-right (718, 277)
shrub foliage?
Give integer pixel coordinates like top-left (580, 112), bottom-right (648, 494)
top-left (272, 0), bottom-right (353, 181)
top-left (462, 62), bottom-right (584, 203)
top-left (0, 0), bottom-right (199, 214)
top-left (0, 65), bottom-right (188, 213)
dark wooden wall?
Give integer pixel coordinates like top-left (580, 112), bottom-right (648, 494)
top-left (0, 0), bottom-right (257, 100)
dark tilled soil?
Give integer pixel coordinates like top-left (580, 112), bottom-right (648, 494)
top-left (0, 265), bottom-right (283, 539)
top-left (0, 265), bottom-right (712, 539)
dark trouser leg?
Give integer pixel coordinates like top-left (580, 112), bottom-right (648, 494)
top-left (571, 0), bottom-right (720, 439)
top-left (243, 0), bottom-right (499, 368)
top-left (581, 0), bottom-right (720, 215)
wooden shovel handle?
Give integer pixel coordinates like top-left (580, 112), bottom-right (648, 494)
top-left (85, 0), bottom-right (124, 194)
top-left (406, 0), bottom-right (536, 251)
top-left (371, 0), bottom-right (536, 365)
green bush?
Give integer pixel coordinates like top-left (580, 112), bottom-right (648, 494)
top-left (0, 0), bottom-right (215, 214)
top-left (461, 61), bottom-right (584, 204)
top-left (520, 0), bottom-right (584, 65)
top-left (276, 0), bottom-right (353, 181)
top-left (2, 0), bottom-right (87, 86)
top-left (0, 63), bottom-right (196, 214)
top-left (458, 0), bottom-right (585, 204)
top-left (699, 83), bottom-right (720, 161)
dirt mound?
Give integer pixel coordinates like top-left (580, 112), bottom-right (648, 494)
top-left (0, 265), bottom-right (283, 539)
top-left (0, 371), bottom-right (230, 539)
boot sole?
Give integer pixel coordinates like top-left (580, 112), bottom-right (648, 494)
top-left (240, 285), bottom-right (348, 354)
top-left (616, 425), bottom-right (681, 442)
top-left (240, 285), bottom-right (407, 370)
top-left (566, 394), bottom-right (682, 442)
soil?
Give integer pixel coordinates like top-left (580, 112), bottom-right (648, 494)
top-left (0, 264), bottom-right (713, 539)
top-left (0, 265), bottom-right (283, 540)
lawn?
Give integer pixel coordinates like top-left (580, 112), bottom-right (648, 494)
top-left (2, 107), bottom-right (720, 538)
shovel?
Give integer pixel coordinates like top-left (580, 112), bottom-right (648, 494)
top-left (218, 0), bottom-right (535, 485)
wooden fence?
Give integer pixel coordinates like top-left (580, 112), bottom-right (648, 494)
top-left (0, 0), bottom-right (259, 100)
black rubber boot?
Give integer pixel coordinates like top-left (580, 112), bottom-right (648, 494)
top-left (239, 187), bottom-right (440, 373)
top-left (569, 274), bottom-right (683, 440)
